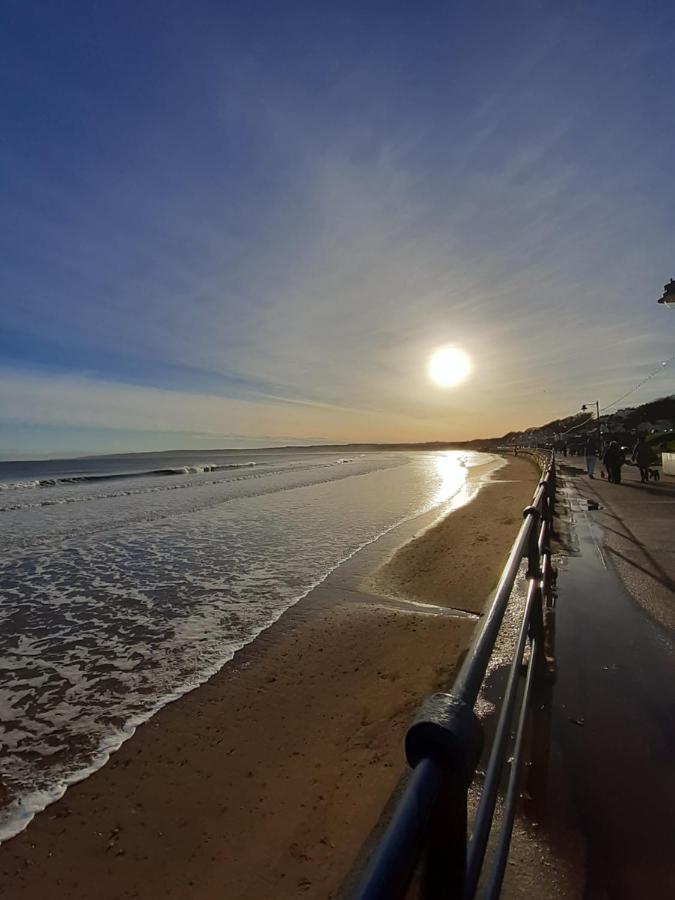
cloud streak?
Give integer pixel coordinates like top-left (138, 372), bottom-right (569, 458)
top-left (1, 3), bottom-right (674, 453)
top-left (0, 365), bottom-right (452, 445)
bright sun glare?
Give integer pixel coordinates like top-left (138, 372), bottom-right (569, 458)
top-left (427, 346), bottom-right (471, 388)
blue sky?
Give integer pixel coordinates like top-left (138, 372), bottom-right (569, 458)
top-left (2, 0), bottom-right (674, 456)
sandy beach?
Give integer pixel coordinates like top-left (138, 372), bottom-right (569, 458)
top-left (0, 455), bottom-right (538, 900)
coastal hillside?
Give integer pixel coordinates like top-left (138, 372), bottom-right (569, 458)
top-left (470, 394), bottom-right (675, 450)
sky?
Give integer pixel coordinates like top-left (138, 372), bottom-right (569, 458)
top-left (1, 0), bottom-right (674, 457)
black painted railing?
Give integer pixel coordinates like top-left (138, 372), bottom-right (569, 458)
top-left (355, 451), bottom-right (557, 900)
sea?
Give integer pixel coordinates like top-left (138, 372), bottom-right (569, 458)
top-left (0, 445), bottom-right (503, 841)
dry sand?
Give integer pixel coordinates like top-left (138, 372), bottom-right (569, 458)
top-left (0, 455), bottom-right (538, 900)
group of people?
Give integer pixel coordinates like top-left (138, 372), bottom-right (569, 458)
top-left (585, 435), bottom-right (658, 484)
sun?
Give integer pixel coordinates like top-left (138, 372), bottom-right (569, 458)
top-left (427, 346), bottom-right (471, 388)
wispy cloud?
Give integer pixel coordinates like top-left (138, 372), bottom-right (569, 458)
top-left (1, 3), bottom-right (674, 453)
top-left (0, 365), bottom-right (451, 444)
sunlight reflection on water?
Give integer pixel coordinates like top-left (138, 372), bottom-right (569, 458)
top-left (0, 448), bottom-right (502, 843)
top-left (433, 451), bottom-right (472, 506)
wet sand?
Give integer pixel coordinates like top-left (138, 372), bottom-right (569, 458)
top-left (0, 456), bottom-right (538, 900)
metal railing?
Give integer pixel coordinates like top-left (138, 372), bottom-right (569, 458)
top-left (355, 451), bottom-right (557, 900)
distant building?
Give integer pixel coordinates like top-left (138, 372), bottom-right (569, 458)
top-left (637, 419), bottom-right (674, 434)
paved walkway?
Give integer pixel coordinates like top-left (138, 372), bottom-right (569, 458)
top-left (575, 460), bottom-right (675, 632)
top-left (517, 461), bottom-right (675, 899)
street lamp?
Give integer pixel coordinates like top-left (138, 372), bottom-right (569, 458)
top-left (581, 401), bottom-right (602, 453)
top-left (658, 279), bottom-right (675, 306)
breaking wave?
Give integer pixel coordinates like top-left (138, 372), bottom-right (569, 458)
top-left (0, 462), bottom-right (256, 492)
top-left (0, 449), bottom-right (501, 842)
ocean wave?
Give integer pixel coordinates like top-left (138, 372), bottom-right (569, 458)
top-left (0, 458), bottom-right (367, 514)
top-left (0, 480), bottom-right (41, 491)
top-left (0, 462), bottom-right (257, 493)
top-left (0, 449), bottom-right (499, 842)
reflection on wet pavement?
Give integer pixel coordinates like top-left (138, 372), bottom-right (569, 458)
top-left (496, 470), bottom-right (675, 899)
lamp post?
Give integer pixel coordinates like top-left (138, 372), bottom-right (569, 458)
top-left (581, 401), bottom-right (602, 454)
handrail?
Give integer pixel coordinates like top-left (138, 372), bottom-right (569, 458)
top-left (355, 451), bottom-right (556, 900)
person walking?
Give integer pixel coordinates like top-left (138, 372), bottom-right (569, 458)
top-left (603, 441), bottom-right (625, 484)
top-left (585, 436), bottom-right (598, 478)
top-left (632, 435), bottom-right (655, 483)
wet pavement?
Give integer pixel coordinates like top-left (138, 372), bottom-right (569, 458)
top-left (572, 461), bottom-right (675, 632)
top-left (512, 464), bottom-right (675, 899)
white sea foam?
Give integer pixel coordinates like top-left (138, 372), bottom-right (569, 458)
top-left (0, 460), bottom-right (258, 495)
top-left (0, 480), bottom-right (41, 491)
top-left (0, 449), bottom-right (501, 842)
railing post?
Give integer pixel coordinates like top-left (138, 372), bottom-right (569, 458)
top-left (419, 772), bottom-right (468, 899)
top-left (529, 578), bottom-right (545, 652)
top-left (523, 500), bottom-right (546, 670)
top-left (405, 693), bottom-right (483, 899)
top-left (522, 505), bottom-right (541, 579)
top-left (542, 465), bottom-right (558, 606)
top-left (547, 462), bottom-right (556, 536)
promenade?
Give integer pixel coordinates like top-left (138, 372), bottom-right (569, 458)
top-left (580, 461), bottom-right (675, 632)
top-left (508, 460), bottom-right (675, 898)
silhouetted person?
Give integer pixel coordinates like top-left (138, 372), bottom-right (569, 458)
top-left (632, 435), bottom-right (655, 483)
top-left (603, 441), bottom-right (625, 484)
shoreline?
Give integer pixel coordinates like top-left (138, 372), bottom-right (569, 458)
top-left (0, 450), bottom-right (502, 843)
top-left (0, 454), bottom-right (504, 846)
top-left (0, 455), bottom-right (539, 900)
